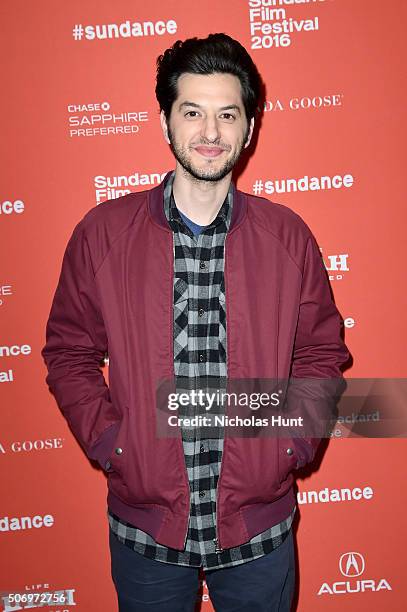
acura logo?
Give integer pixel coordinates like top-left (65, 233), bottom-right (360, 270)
top-left (339, 552), bottom-right (365, 577)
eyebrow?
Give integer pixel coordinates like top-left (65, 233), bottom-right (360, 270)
top-left (178, 101), bottom-right (242, 114)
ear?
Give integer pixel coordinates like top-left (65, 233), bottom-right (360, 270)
top-left (160, 110), bottom-right (170, 144)
top-left (244, 117), bottom-right (255, 149)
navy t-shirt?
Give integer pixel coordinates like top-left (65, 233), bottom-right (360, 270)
top-left (178, 209), bottom-right (207, 236)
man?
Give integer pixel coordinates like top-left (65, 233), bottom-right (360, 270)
top-left (42, 34), bottom-right (348, 611)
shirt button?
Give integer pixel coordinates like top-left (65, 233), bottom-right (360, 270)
top-left (199, 354), bottom-right (204, 362)
top-left (198, 308), bottom-right (205, 317)
top-left (200, 444), bottom-right (205, 453)
top-left (115, 447), bottom-right (123, 455)
top-left (199, 491), bottom-right (206, 498)
top-left (199, 261), bottom-right (206, 269)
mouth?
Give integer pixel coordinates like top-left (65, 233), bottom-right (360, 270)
top-left (193, 146), bottom-right (226, 158)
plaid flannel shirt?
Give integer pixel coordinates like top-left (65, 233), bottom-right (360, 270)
top-left (108, 172), bottom-right (295, 569)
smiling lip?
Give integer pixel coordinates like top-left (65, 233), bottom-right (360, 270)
top-left (193, 146), bottom-right (225, 158)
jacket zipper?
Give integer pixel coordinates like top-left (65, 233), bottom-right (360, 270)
top-left (170, 231), bottom-right (191, 550)
top-left (214, 435), bottom-right (224, 552)
top-left (214, 234), bottom-right (229, 554)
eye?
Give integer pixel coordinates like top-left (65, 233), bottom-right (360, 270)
top-left (220, 113), bottom-right (236, 121)
top-left (184, 110), bottom-right (200, 118)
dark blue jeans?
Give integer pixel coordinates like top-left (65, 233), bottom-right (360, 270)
top-left (109, 528), bottom-right (295, 611)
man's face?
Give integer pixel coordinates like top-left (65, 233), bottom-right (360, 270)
top-left (161, 72), bottom-right (254, 182)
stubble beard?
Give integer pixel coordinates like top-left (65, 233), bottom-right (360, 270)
top-left (167, 125), bottom-right (248, 183)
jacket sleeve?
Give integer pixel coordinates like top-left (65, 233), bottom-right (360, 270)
top-left (41, 222), bottom-right (120, 471)
top-left (286, 233), bottom-right (349, 469)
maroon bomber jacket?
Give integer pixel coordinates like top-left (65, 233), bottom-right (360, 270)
top-left (42, 172), bottom-right (349, 550)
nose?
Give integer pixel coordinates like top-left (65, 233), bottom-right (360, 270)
top-left (201, 114), bottom-right (220, 143)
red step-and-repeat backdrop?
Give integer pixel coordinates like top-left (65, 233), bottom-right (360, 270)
top-left (1, 1), bottom-right (406, 610)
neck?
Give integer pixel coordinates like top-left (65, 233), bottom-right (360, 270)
top-left (172, 164), bottom-right (231, 225)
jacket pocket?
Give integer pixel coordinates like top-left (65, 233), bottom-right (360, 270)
top-left (105, 413), bottom-right (131, 501)
top-left (89, 420), bottom-right (121, 472)
top-left (277, 436), bottom-right (298, 485)
top-left (105, 412), bottom-right (129, 474)
top-left (91, 405), bottom-right (129, 473)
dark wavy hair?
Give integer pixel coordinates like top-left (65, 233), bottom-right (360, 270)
top-left (155, 33), bottom-right (262, 122)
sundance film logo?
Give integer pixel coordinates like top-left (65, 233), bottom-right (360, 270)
top-left (248, 0), bottom-right (324, 49)
top-left (94, 171), bottom-right (167, 204)
top-left (318, 551), bottom-right (392, 595)
top-left (0, 344), bottom-right (31, 357)
top-left (297, 485), bottom-right (374, 506)
top-left (0, 514), bottom-right (54, 532)
top-left (0, 200), bottom-right (25, 216)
